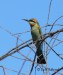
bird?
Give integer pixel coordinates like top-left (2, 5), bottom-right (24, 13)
top-left (23, 18), bottom-right (46, 64)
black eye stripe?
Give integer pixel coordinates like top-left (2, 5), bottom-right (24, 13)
top-left (29, 20), bottom-right (35, 23)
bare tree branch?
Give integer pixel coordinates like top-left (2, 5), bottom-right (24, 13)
top-left (0, 66), bottom-right (6, 75)
top-left (49, 16), bottom-right (63, 32)
top-left (45, 41), bottom-right (63, 60)
top-left (29, 51), bottom-right (37, 75)
top-left (47, 0), bottom-right (53, 24)
top-left (0, 28), bottom-right (63, 61)
top-left (51, 67), bottom-right (63, 75)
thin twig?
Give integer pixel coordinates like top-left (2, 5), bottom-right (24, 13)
top-left (0, 66), bottom-right (26, 75)
top-left (17, 50), bottom-right (31, 75)
top-left (51, 67), bottom-right (63, 75)
top-left (29, 51), bottom-right (37, 75)
top-left (45, 41), bottom-right (63, 60)
top-left (47, 0), bottom-right (53, 25)
top-left (0, 66), bottom-right (6, 75)
top-left (49, 16), bottom-right (63, 32)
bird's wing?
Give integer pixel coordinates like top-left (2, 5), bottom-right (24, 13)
top-left (38, 26), bottom-right (42, 38)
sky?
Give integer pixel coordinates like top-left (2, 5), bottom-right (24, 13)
top-left (0, 0), bottom-right (63, 75)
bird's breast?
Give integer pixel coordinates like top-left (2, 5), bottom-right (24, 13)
top-left (31, 26), bottom-right (41, 41)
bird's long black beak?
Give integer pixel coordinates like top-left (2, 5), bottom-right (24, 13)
top-left (22, 19), bottom-right (29, 22)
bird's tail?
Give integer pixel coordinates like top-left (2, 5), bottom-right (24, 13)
top-left (36, 43), bottom-right (46, 64)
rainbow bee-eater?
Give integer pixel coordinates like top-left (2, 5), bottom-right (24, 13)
top-left (23, 18), bottom-right (46, 64)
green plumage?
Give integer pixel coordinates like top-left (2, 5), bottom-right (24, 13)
top-left (31, 22), bottom-right (46, 64)
top-left (23, 18), bottom-right (46, 64)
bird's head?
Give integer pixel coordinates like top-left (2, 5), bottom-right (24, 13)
top-left (22, 18), bottom-right (39, 27)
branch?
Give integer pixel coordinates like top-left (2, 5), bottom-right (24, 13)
top-left (45, 41), bottom-right (63, 60)
top-left (0, 28), bottom-right (63, 61)
top-left (49, 16), bottom-right (63, 32)
top-left (29, 51), bottom-right (37, 75)
top-left (0, 66), bottom-right (26, 75)
top-left (51, 67), bottom-right (63, 75)
top-left (47, 0), bottom-right (53, 24)
top-left (17, 51), bottom-right (31, 75)
top-left (0, 66), bottom-right (6, 75)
